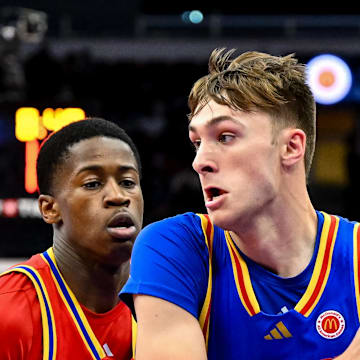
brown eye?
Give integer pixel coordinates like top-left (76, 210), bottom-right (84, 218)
top-left (218, 134), bottom-right (234, 144)
top-left (191, 140), bottom-right (201, 151)
top-left (83, 180), bottom-right (102, 189)
top-left (120, 179), bottom-right (136, 188)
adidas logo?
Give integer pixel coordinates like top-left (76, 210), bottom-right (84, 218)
top-left (264, 321), bottom-right (292, 340)
top-left (103, 343), bottom-right (114, 356)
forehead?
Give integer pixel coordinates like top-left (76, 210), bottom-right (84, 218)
top-left (61, 136), bottom-right (137, 173)
top-left (190, 101), bottom-right (236, 125)
top-left (189, 100), bottom-right (246, 134)
top-left (189, 100), bottom-right (273, 133)
top-left (49, 136), bottom-right (138, 195)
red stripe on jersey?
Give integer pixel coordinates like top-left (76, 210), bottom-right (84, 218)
top-left (300, 215), bottom-right (336, 316)
top-left (229, 244), bottom-right (256, 316)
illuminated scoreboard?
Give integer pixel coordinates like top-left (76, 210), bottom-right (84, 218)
top-left (15, 107), bottom-right (86, 193)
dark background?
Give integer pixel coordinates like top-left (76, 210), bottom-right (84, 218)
top-left (1, 1), bottom-right (360, 258)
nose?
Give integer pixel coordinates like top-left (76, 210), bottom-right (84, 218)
top-left (192, 144), bottom-right (217, 175)
top-left (103, 178), bottom-right (130, 207)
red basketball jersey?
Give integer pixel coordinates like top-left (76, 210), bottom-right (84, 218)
top-left (0, 248), bottom-right (134, 359)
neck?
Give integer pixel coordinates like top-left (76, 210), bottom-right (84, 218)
top-left (230, 187), bottom-right (317, 278)
top-left (52, 241), bottom-right (129, 313)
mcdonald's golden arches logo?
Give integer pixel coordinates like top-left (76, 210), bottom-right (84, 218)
top-left (316, 310), bottom-right (345, 339)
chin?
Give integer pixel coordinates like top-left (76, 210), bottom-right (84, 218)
top-left (106, 241), bottom-right (133, 262)
top-left (207, 211), bottom-right (233, 231)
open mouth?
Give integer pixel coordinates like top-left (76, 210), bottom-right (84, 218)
top-left (107, 213), bottom-right (134, 228)
top-left (205, 187), bottom-right (227, 202)
top-left (107, 213), bottom-right (137, 240)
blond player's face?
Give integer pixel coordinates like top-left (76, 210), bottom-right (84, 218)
top-left (189, 100), bottom-right (282, 230)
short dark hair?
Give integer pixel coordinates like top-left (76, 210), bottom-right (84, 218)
top-left (37, 117), bottom-right (142, 195)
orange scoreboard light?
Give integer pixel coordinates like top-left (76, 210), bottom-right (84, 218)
top-left (15, 107), bottom-right (86, 193)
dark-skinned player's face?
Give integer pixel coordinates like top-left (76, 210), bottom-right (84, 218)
top-left (51, 136), bottom-right (143, 265)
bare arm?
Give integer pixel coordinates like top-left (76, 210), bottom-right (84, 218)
top-left (334, 328), bottom-right (360, 359)
top-left (134, 295), bottom-right (208, 360)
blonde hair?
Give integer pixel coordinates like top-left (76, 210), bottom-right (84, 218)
top-left (188, 48), bottom-right (316, 177)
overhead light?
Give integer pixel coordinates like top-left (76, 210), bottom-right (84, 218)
top-left (0, 7), bottom-right (48, 43)
top-left (306, 54), bottom-right (352, 105)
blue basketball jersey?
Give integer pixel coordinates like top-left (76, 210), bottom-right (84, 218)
top-left (122, 211), bottom-right (360, 359)
top-left (201, 212), bottom-right (360, 359)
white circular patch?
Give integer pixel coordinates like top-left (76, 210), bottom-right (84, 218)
top-left (316, 310), bottom-right (345, 339)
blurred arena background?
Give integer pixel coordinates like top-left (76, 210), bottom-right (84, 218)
top-left (1, 0), bottom-right (360, 269)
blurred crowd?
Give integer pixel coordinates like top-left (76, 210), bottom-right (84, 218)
top-left (1, 43), bottom-right (360, 257)
top-left (0, 43), bottom-right (206, 256)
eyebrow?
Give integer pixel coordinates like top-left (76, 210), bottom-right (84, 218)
top-left (75, 164), bottom-right (138, 176)
top-left (188, 115), bottom-right (242, 132)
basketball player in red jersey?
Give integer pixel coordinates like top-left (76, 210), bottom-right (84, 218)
top-left (0, 118), bottom-right (143, 359)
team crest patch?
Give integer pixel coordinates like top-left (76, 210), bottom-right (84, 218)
top-left (316, 310), bottom-right (345, 339)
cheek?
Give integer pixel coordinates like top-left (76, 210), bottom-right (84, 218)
top-left (230, 153), bottom-right (272, 189)
top-left (130, 190), bottom-right (144, 213)
top-left (245, 146), bottom-right (276, 174)
top-left (136, 194), bottom-right (145, 216)
top-left (61, 199), bottom-right (98, 227)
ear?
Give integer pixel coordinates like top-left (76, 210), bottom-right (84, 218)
top-left (280, 128), bottom-right (306, 168)
top-left (38, 194), bottom-right (62, 224)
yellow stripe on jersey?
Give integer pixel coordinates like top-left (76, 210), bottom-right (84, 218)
top-left (132, 315), bottom-right (137, 357)
top-left (0, 265), bottom-right (57, 360)
top-left (197, 214), bottom-right (214, 351)
top-left (41, 248), bottom-right (106, 360)
top-left (353, 223), bottom-right (360, 322)
top-left (225, 231), bottom-right (260, 316)
top-left (295, 212), bottom-right (339, 317)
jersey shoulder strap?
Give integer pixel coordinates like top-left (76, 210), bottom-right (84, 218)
top-left (352, 222), bottom-right (360, 322)
top-left (196, 213), bottom-right (215, 351)
top-left (1, 249), bottom-right (136, 360)
top-left (1, 262), bottom-right (57, 360)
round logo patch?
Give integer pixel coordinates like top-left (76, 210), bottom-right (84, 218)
top-left (316, 310), bottom-right (345, 339)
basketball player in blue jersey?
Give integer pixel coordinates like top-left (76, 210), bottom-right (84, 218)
top-left (120, 49), bottom-right (360, 359)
